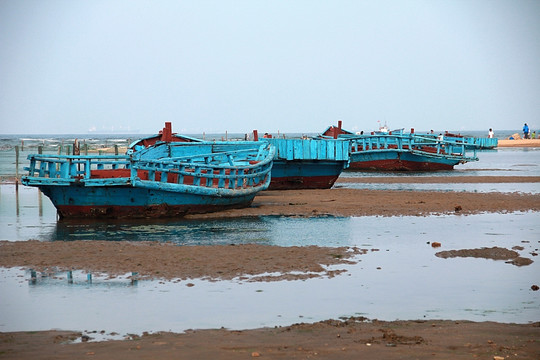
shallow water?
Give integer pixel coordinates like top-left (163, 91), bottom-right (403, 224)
top-left (0, 183), bottom-right (539, 334)
top-left (0, 212), bottom-right (538, 334)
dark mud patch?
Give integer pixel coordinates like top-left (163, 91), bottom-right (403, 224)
top-left (435, 246), bottom-right (533, 267)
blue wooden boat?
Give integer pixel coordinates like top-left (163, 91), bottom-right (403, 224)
top-left (130, 123), bottom-right (350, 190)
top-left (21, 142), bottom-right (274, 218)
top-left (322, 122), bottom-right (478, 171)
top-left (261, 137), bottom-right (350, 189)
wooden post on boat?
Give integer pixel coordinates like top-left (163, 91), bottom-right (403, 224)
top-left (38, 145), bottom-right (43, 154)
top-left (253, 130), bottom-right (259, 141)
top-left (84, 143), bottom-right (88, 155)
top-left (411, 128), bottom-right (414, 134)
top-left (162, 122), bottom-right (173, 142)
top-left (114, 144), bottom-right (118, 155)
top-left (225, 131), bottom-right (228, 141)
top-left (21, 140), bottom-right (24, 151)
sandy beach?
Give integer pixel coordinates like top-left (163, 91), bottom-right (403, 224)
top-left (497, 138), bottom-right (540, 147)
top-left (1, 176), bottom-right (539, 359)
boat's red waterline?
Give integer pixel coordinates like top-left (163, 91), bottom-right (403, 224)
top-left (348, 159), bottom-right (454, 171)
top-left (268, 175), bottom-right (340, 190)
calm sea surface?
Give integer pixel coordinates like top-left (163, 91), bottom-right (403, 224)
top-left (0, 132), bottom-right (538, 336)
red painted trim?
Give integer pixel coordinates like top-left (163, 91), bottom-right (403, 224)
top-left (268, 175), bottom-right (340, 190)
top-left (348, 159), bottom-right (453, 171)
top-left (89, 169), bottom-right (245, 187)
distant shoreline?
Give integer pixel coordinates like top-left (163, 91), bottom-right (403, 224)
top-left (497, 139), bottom-right (540, 147)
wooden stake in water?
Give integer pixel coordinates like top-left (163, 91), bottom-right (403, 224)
top-left (30, 269), bottom-right (37, 284)
top-left (15, 145), bottom-right (19, 179)
top-left (38, 189), bottom-right (43, 217)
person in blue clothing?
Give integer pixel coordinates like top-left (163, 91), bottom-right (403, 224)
top-left (523, 123), bottom-right (530, 139)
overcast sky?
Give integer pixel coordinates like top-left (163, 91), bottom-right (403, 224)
top-left (1, 0), bottom-right (539, 134)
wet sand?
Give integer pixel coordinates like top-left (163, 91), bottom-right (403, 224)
top-left (1, 176), bottom-right (540, 359)
top-left (188, 185), bottom-right (540, 219)
top-left (1, 320), bottom-right (539, 360)
top-left (0, 241), bottom-right (360, 282)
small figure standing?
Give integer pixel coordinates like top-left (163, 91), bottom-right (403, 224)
top-left (488, 128), bottom-right (494, 138)
top-left (523, 123), bottom-right (530, 139)
top-left (532, 131), bottom-right (536, 139)
top-left (437, 133), bottom-right (444, 141)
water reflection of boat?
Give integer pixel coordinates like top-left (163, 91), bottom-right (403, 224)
top-left (21, 141), bottom-right (274, 219)
top-left (322, 122), bottom-right (478, 171)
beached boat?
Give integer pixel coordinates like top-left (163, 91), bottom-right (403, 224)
top-left (322, 122), bottom-right (478, 171)
top-left (21, 142), bottom-right (274, 218)
top-left (258, 137), bottom-right (349, 189)
top-left (129, 123), bottom-right (350, 190)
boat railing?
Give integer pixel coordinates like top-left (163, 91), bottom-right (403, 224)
top-left (22, 144), bottom-right (275, 192)
top-left (157, 146), bottom-right (271, 166)
top-left (133, 145), bottom-right (275, 191)
top-left (23, 154), bottom-right (131, 186)
top-left (346, 134), bottom-right (478, 161)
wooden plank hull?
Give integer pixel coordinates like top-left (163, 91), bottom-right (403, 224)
top-left (22, 142), bottom-right (274, 218)
top-left (39, 185), bottom-right (256, 219)
top-left (348, 151), bottom-right (458, 171)
top-left (128, 124), bottom-right (352, 190)
top-left (268, 159), bottom-right (347, 189)
top-left (264, 138), bottom-right (350, 189)
top-left (321, 121), bottom-right (479, 171)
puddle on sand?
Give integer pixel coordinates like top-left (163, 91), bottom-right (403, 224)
top-left (1, 212), bottom-right (539, 336)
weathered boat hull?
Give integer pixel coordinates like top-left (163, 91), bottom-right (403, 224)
top-left (262, 138), bottom-right (350, 190)
top-left (22, 142), bottom-right (274, 219)
top-left (268, 159), bottom-right (346, 189)
top-left (322, 121), bottom-right (479, 171)
top-left (39, 185), bottom-right (256, 219)
top-left (348, 151), bottom-right (459, 171)
top-left (128, 124), bottom-right (351, 190)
